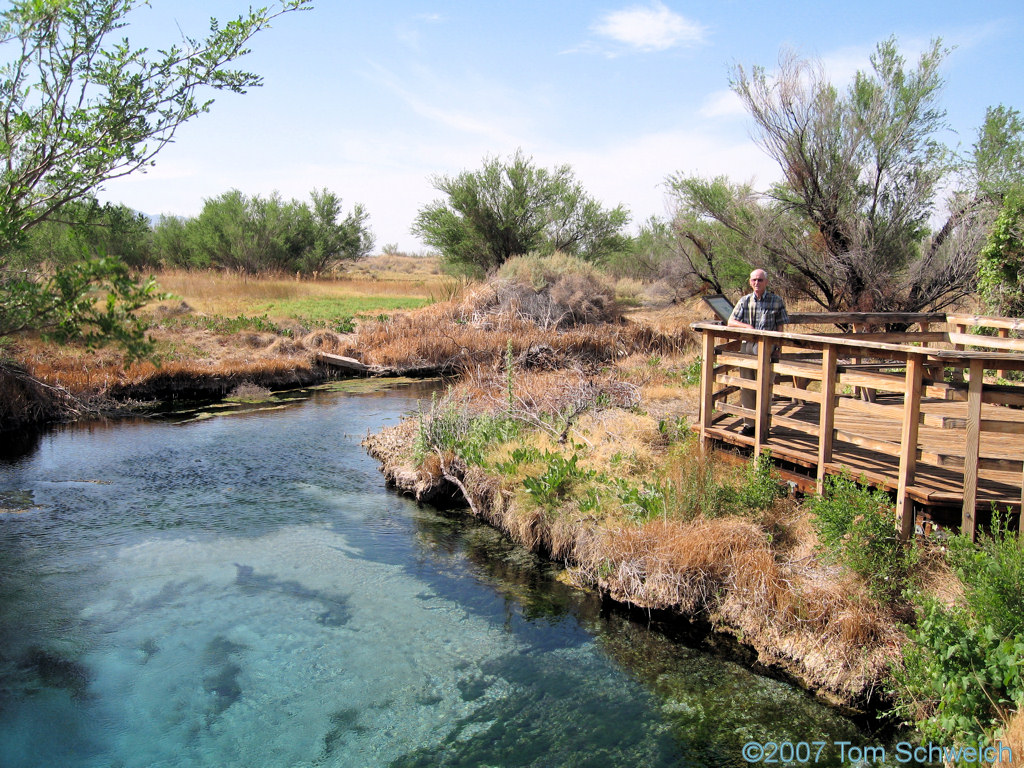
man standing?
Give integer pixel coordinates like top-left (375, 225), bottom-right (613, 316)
top-left (727, 269), bottom-right (789, 436)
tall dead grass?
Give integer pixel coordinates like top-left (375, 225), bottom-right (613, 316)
top-left (585, 517), bottom-right (770, 612)
top-left (568, 512), bottom-right (900, 698)
top-left (330, 282), bottom-right (690, 373)
top-left (11, 323), bottom-right (318, 400)
top-left (1004, 709), bottom-right (1023, 767)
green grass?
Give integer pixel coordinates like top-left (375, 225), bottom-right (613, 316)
top-left (256, 296), bottom-right (431, 324)
top-left (161, 313), bottom-right (288, 335)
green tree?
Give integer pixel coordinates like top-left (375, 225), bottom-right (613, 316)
top-left (602, 216), bottom-right (673, 281)
top-left (978, 192), bottom-right (1024, 317)
top-left (183, 189), bottom-right (301, 273)
top-left (663, 175), bottom-right (765, 296)
top-left (668, 38), bottom-right (1009, 316)
top-left (299, 187), bottom-right (374, 275)
top-left (412, 150), bottom-right (629, 275)
top-left (152, 214), bottom-right (202, 269)
top-left (20, 198), bottom-right (154, 270)
top-left (969, 105), bottom-right (1024, 198)
top-left (157, 188), bottom-right (371, 275)
top-left (0, 0), bottom-right (310, 357)
top-left (970, 107), bottom-right (1024, 318)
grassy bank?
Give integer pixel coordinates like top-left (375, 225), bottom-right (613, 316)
top-left (366, 347), bottom-right (1024, 750)
top-left (0, 260), bottom-right (443, 428)
top-left (365, 364), bottom-right (905, 709)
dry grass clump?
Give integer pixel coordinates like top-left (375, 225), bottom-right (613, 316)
top-left (572, 513), bottom-right (900, 697)
top-left (1004, 709), bottom-right (1024, 767)
top-left (589, 517), bottom-right (771, 611)
top-left (227, 382), bottom-right (273, 400)
top-left (301, 329), bottom-right (346, 350)
top-left (336, 279), bottom-right (687, 373)
top-left (12, 324), bottom-right (315, 398)
top-left (571, 409), bottom-right (662, 474)
top-left (482, 272), bottom-right (617, 328)
top-left (492, 254), bottom-right (618, 327)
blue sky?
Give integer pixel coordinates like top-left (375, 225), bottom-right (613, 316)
top-left (99, 0), bottom-right (1024, 252)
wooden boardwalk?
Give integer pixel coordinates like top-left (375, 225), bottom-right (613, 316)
top-left (692, 312), bottom-right (1024, 538)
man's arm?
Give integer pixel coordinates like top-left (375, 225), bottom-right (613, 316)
top-left (727, 295), bottom-right (752, 328)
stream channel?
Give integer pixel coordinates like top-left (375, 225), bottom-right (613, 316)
top-left (0, 380), bottom-right (885, 767)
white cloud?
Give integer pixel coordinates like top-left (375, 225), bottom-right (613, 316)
top-left (698, 89), bottom-right (745, 119)
top-left (591, 2), bottom-right (706, 53)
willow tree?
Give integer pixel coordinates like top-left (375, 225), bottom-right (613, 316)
top-left (0, 0), bottom-right (310, 359)
top-left (413, 150), bottom-right (629, 276)
top-left (669, 38), bottom-right (1004, 315)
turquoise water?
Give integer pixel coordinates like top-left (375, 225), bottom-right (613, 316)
top-left (0, 384), bottom-right (869, 767)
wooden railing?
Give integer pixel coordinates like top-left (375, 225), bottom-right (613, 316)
top-left (691, 313), bottom-right (1024, 539)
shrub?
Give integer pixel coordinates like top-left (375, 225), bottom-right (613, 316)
top-left (414, 394), bottom-right (521, 467)
top-left (522, 451), bottom-right (596, 508)
top-left (978, 191), bottom-right (1024, 317)
top-left (892, 514), bottom-right (1024, 746)
top-left (733, 450), bottom-right (786, 512)
top-left (495, 252), bottom-right (599, 288)
top-left (807, 472), bottom-right (917, 602)
top-left (487, 253), bottom-right (619, 328)
top-left (613, 478), bottom-right (667, 521)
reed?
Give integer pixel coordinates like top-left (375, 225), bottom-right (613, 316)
top-left (333, 284), bottom-right (688, 373)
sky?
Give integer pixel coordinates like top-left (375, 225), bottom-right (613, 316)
top-left (98, 0), bottom-right (1024, 252)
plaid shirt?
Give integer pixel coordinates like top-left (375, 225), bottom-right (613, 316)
top-left (730, 291), bottom-right (789, 331)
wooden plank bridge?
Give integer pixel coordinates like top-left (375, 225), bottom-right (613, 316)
top-left (691, 312), bottom-right (1024, 539)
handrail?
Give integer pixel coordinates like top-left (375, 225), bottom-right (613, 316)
top-left (946, 313), bottom-right (1024, 333)
top-left (786, 311), bottom-right (944, 326)
top-left (691, 315), bottom-right (1024, 541)
top-left (690, 321), bottom-right (1024, 370)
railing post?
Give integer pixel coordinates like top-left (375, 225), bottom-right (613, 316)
top-left (817, 344), bottom-right (838, 493)
top-left (998, 328), bottom-right (1010, 380)
top-left (754, 337), bottom-right (774, 456)
top-left (896, 354), bottom-right (923, 539)
top-left (699, 329), bottom-right (716, 451)
top-left (953, 322), bottom-right (968, 351)
top-left (962, 357), bottom-right (984, 541)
